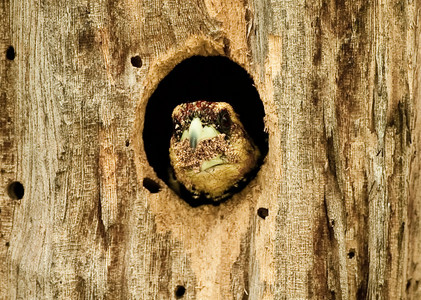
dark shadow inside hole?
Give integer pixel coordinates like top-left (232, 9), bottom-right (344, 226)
top-left (347, 250), bottom-right (355, 259)
top-left (257, 207), bottom-right (269, 219)
top-left (143, 56), bottom-right (268, 206)
top-left (7, 181), bottom-right (24, 200)
top-left (6, 46), bottom-right (15, 60)
top-left (175, 285), bottom-right (186, 298)
top-left (131, 55), bottom-right (142, 68)
top-left (143, 178), bottom-right (161, 193)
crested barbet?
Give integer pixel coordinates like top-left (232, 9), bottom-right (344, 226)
top-left (169, 101), bottom-right (260, 202)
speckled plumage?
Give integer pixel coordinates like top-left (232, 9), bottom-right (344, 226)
top-left (169, 101), bottom-right (260, 202)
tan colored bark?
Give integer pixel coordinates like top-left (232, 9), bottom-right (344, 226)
top-left (0, 0), bottom-right (420, 299)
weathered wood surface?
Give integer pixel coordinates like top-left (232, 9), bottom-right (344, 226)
top-left (0, 0), bottom-right (420, 299)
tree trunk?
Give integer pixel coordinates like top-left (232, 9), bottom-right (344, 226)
top-left (1, 0), bottom-right (420, 299)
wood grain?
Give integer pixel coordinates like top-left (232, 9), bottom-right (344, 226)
top-left (0, 0), bottom-right (420, 299)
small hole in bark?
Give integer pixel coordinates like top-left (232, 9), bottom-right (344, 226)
top-left (175, 285), bottom-right (186, 298)
top-left (347, 250), bottom-right (355, 259)
top-left (125, 140), bottom-right (130, 147)
top-left (7, 181), bottom-right (24, 200)
top-left (406, 280), bottom-right (411, 291)
top-left (257, 207), bottom-right (269, 219)
top-left (143, 178), bottom-right (161, 193)
top-left (131, 55), bottom-right (142, 68)
top-left (6, 46), bottom-right (15, 60)
top-left (223, 37), bottom-right (231, 56)
top-left (5, 242), bottom-right (10, 247)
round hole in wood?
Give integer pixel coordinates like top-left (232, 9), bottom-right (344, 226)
top-left (7, 181), bottom-right (24, 200)
top-left (257, 207), bottom-right (269, 219)
top-left (6, 46), bottom-right (15, 60)
top-left (143, 178), bottom-right (161, 193)
top-left (143, 56), bottom-right (268, 206)
top-left (131, 55), bottom-right (142, 68)
top-left (174, 285), bottom-right (186, 298)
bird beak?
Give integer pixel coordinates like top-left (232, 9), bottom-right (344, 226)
top-left (188, 118), bottom-right (202, 149)
top-left (181, 117), bottom-right (220, 149)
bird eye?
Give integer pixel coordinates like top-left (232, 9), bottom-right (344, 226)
top-left (217, 109), bottom-right (231, 133)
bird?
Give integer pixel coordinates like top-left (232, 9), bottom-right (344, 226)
top-left (169, 101), bottom-right (260, 203)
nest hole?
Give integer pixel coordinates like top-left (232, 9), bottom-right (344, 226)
top-left (143, 56), bottom-right (268, 206)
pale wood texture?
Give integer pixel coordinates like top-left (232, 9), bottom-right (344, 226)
top-left (1, 0), bottom-right (420, 299)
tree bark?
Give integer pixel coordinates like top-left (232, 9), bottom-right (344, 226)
top-left (0, 0), bottom-right (420, 299)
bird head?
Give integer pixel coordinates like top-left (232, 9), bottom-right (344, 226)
top-left (169, 101), bottom-right (260, 202)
